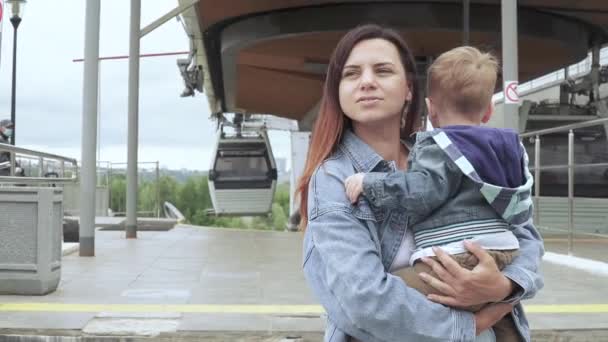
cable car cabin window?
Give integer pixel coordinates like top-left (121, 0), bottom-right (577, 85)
top-left (211, 142), bottom-right (276, 190)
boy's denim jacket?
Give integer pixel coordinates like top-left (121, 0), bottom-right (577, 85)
top-left (362, 129), bottom-right (534, 255)
top-left (302, 129), bottom-right (544, 342)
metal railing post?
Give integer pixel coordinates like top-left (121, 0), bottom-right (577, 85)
top-left (534, 136), bottom-right (541, 226)
top-left (568, 130), bottom-right (575, 255)
top-left (9, 152), bottom-right (15, 176)
top-left (38, 157), bottom-right (44, 177)
top-left (156, 161), bottom-right (160, 218)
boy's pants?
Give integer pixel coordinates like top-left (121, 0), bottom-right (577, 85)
top-left (392, 249), bottom-right (521, 342)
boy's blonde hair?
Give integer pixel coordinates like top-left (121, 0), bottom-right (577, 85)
top-left (427, 46), bottom-right (499, 117)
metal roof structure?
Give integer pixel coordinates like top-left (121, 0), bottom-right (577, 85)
top-left (180, 0), bottom-right (608, 127)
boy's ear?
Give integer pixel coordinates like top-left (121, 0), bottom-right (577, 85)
top-left (481, 102), bottom-right (493, 124)
top-left (426, 97), bottom-right (440, 128)
top-left (425, 97), bottom-right (433, 115)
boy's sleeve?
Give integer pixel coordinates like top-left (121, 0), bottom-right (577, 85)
top-left (361, 140), bottom-right (463, 217)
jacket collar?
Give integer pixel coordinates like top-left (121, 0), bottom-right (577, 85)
top-left (339, 129), bottom-right (418, 173)
top-left (339, 129), bottom-right (384, 173)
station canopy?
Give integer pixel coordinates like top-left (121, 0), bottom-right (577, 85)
top-left (181, 0), bottom-right (608, 128)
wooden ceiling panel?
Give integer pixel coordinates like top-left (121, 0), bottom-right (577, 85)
top-left (194, 1), bottom-right (606, 119)
top-left (235, 65), bottom-right (324, 119)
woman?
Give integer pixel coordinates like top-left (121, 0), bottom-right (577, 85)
top-left (298, 25), bottom-right (544, 341)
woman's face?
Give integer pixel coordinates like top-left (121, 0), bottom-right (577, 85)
top-left (339, 38), bottom-right (411, 127)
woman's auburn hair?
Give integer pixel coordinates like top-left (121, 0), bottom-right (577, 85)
top-left (296, 24), bottom-right (422, 230)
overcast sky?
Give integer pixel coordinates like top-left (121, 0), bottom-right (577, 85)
top-left (0, 0), bottom-right (291, 170)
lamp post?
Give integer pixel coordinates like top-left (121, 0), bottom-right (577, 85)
top-left (7, 0), bottom-right (26, 145)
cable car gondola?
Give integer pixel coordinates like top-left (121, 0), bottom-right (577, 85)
top-left (208, 126), bottom-right (277, 215)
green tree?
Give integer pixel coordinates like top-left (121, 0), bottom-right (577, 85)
top-left (274, 183), bottom-right (290, 217)
top-left (110, 172), bottom-right (292, 231)
top-left (138, 181), bottom-right (155, 215)
top-left (271, 202), bottom-right (287, 230)
top-left (109, 174), bottom-right (127, 214)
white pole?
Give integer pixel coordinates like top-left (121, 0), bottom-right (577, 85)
top-left (126, 0), bottom-right (141, 238)
top-left (79, 0), bottom-right (101, 256)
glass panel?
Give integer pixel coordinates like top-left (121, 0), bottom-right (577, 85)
top-left (215, 155), bottom-right (269, 180)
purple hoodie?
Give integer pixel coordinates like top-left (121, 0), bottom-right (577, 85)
top-left (441, 125), bottom-right (524, 188)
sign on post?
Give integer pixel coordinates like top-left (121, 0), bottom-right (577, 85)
top-left (504, 80), bottom-right (519, 104)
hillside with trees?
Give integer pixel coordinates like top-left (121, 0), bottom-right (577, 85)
top-left (109, 174), bottom-right (291, 230)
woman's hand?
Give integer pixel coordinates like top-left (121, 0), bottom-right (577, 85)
top-left (418, 241), bottom-right (514, 308)
top-left (475, 302), bottom-right (515, 335)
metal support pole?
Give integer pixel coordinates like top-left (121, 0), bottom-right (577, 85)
top-left (126, 0), bottom-right (141, 239)
top-left (501, 0), bottom-right (519, 131)
top-left (9, 17), bottom-right (21, 146)
top-left (79, 0), bottom-right (101, 256)
top-left (534, 136), bottom-right (540, 226)
top-left (97, 62), bottom-right (102, 164)
top-left (568, 130), bottom-right (574, 255)
top-left (591, 43), bottom-right (600, 102)
top-left (589, 42), bottom-right (608, 147)
top-left (156, 161), bottom-right (160, 218)
top-left (463, 0), bottom-right (470, 45)
top-left (38, 156), bottom-right (43, 176)
top-left (108, 163), bottom-right (113, 212)
top-left (289, 131), bottom-right (311, 230)
top-left (9, 152), bottom-right (15, 176)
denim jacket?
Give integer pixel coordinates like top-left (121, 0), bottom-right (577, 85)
top-left (361, 128), bottom-right (534, 260)
top-left (302, 129), bottom-right (544, 342)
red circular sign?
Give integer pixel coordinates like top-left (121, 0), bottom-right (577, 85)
top-left (505, 82), bottom-right (519, 103)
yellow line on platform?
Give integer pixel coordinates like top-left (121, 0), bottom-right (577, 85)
top-left (1, 303), bottom-right (608, 314)
top-left (0, 303), bottom-right (325, 314)
top-left (524, 304), bottom-right (608, 313)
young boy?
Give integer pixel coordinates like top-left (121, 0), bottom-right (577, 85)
top-left (345, 46), bottom-right (535, 342)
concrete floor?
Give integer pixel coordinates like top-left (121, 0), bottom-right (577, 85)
top-left (0, 225), bottom-right (607, 341)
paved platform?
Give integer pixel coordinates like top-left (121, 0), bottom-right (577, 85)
top-left (0, 225), bottom-right (607, 341)
top-left (540, 229), bottom-right (608, 263)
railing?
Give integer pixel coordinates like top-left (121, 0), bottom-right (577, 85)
top-left (1, 145), bottom-right (166, 219)
top-left (108, 161), bottom-right (161, 218)
top-left (521, 117), bottom-right (608, 254)
top-left (0, 143), bottom-right (78, 184)
top-left (493, 47), bottom-right (608, 103)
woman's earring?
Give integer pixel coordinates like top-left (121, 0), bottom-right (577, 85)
top-left (401, 103), bottom-right (409, 128)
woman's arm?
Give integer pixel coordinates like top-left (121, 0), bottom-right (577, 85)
top-left (475, 302), bottom-right (515, 335)
top-left (303, 166), bottom-right (477, 342)
top-left (500, 220), bottom-right (545, 302)
top-left (305, 211), bottom-right (477, 342)
top-left (417, 242), bottom-right (513, 307)
top-left (418, 228), bottom-right (544, 307)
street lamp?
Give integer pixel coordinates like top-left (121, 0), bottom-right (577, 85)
top-left (6, 0), bottom-right (26, 145)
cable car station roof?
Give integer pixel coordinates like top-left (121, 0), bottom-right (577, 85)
top-left (180, 0), bottom-right (608, 127)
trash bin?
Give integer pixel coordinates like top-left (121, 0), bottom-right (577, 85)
top-left (0, 187), bottom-right (63, 295)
